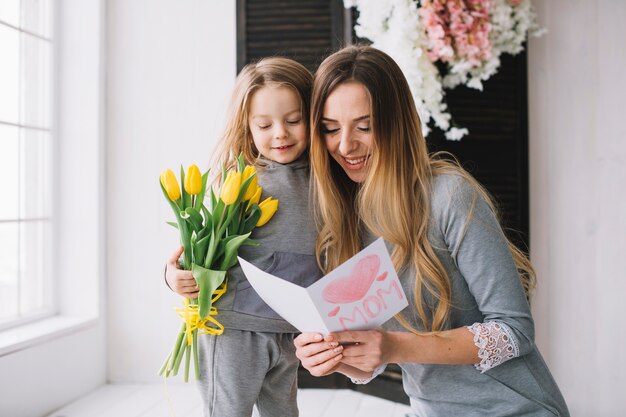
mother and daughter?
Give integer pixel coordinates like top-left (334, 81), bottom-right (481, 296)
top-left (165, 45), bottom-right (569, 417)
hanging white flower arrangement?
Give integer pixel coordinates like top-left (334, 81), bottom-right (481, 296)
top-left (344, 0), bottom-right (544, 140)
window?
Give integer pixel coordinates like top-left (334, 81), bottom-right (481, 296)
top-left (0, 0), bottom-right (54, 330)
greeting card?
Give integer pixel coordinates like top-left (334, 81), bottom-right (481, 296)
top-left (238, 238), bottom-right (408, 333)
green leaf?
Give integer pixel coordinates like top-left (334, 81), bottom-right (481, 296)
top-left (219, 232), bottom-right (251, 270)
top-left (241, 237), bottom-right (260, 247)
top-left (216, 201), bottom-right (239, 239)
top-left (241, 205), bottom-right (262, 234)
top-left (212, 199), bottom-right (225, 231)
top-left (166, 221), bottom-right (178, 229)
top-left (204, 232), bottom-right (218, 269)
top-left (198, 224), bottom-right (211, 241)
top-left (229, 209), bottom-right (241, 236)
top-left (201, 205), bottom-right (212, 225)
top-left (209, 187), bottom-right (217, 211)
top-left (213, 234), bottom-right (240, 264)
top-left (245, 202), bottom-right (260, 214)
top-left (192, 264), bottom-right (227, 320)
top-left (193, 234), bottom-right (211, 265)
top-left (237, 153), bottom-right (245, 172)
top-left (183, 207), bottom-right (204, 232)
top-left (180, 165), bottom-right (192, 209)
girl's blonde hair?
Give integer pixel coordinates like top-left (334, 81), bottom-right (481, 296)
top-left (310, 45), bottom-right (536, 332)
top-left (211, 57), bottom-right (312, 171)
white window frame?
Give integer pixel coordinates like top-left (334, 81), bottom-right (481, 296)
top-left (0, 1), bottom-right (57, 332)
top-left (0, 0), bottom-right (104, 356)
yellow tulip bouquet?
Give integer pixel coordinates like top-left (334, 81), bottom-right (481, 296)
top-left (158, 155), bottom-right (278, 382)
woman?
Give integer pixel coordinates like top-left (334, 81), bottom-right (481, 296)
top-left (295, 45), bottom-right (569, 416)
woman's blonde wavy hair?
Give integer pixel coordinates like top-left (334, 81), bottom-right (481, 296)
top-left (310, 45), bottom-right (536, 332)
top-left (210, 57), bottom-right (312, 173)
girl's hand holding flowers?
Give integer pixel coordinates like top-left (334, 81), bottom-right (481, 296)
top-left (166, 246), bottom-right (199, 299)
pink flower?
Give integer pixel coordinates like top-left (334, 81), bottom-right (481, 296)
top-left (420, 0), bottom-right (492, 68)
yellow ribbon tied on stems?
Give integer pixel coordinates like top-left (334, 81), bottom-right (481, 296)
top-left (175, 280), bottom-right (227, 345)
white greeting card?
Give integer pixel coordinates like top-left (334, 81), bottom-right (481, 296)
top-left (237, 238), bottom-right (408, 333)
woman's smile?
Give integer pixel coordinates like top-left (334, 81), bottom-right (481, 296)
top-left (341, 154), bottom-right (370, 169)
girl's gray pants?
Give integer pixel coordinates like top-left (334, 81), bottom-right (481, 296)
top-left (197, 329), bottom-right (299, 417)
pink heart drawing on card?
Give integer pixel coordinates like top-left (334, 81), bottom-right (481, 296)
top-left (322, 255), bottom-right (381, 304)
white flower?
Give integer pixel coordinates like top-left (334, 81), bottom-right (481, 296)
top-left (445, 127), bottom-right (469, 141)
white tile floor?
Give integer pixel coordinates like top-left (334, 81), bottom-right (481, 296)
top-left (44, 384), bottom-right (412, 417)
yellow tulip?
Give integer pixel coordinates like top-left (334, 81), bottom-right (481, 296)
top-left (241, 165), bottom-right (258, 201)
top-left (160, 169), bottom-right (181, 201)
top-left (220, 171), bottom-right (241, 204)
top-left (248, 186), bottom-right (262, 208)
top-left (184, 164), bottom-right (202, 195)
top-left (256, 197), bottom-right (278, 227)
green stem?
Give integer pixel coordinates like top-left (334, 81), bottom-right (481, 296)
top-left (167, 323), bottom-right (186, 372)
top-left (172, 333), bottom-right (187, 376)
top-left (193, 331), bottom-right (200, 380)
top-left (217, 201), bottom-right (243, 240)
top-left (184, 344), bottom-right (191, 383)
top-left (215, 204), bottom-right (227, 234)
top-left (159, 351), bottom-right (172, 376)
top-left (204, 209), bottom-right (227, 269)
top-left (237, 204), bottom-right (246, 235)
top-left (204, 238), bottom-right (217, 269)
top-left (176, 218), bottom-right (192, 270)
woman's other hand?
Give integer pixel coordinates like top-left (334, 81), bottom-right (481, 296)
top-left (328, 328), bottom-right (395, 373)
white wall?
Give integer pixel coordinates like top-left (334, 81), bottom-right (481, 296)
top-left (106, 0), bottom-right (236, 382)
top-left (528, 1), bottom-right (626, 416)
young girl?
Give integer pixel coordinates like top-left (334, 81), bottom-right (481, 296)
top-left (295, 45), bottom-right (570, 416)
top-left (165, 57), bottom-right (319, 417)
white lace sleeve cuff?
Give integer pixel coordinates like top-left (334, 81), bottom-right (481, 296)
top-left (467, 321), bottom-right (519, 373)
top-left (350, 364), bottom-right (387, 385)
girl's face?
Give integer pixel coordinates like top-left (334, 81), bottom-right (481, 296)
top-left (321, 81), bottom-right (373, 183)
top-left (248, 84), bottom-right (308, 164)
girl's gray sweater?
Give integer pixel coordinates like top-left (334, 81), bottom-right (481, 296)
top-left (214, 156), bottom-right (323, 333)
